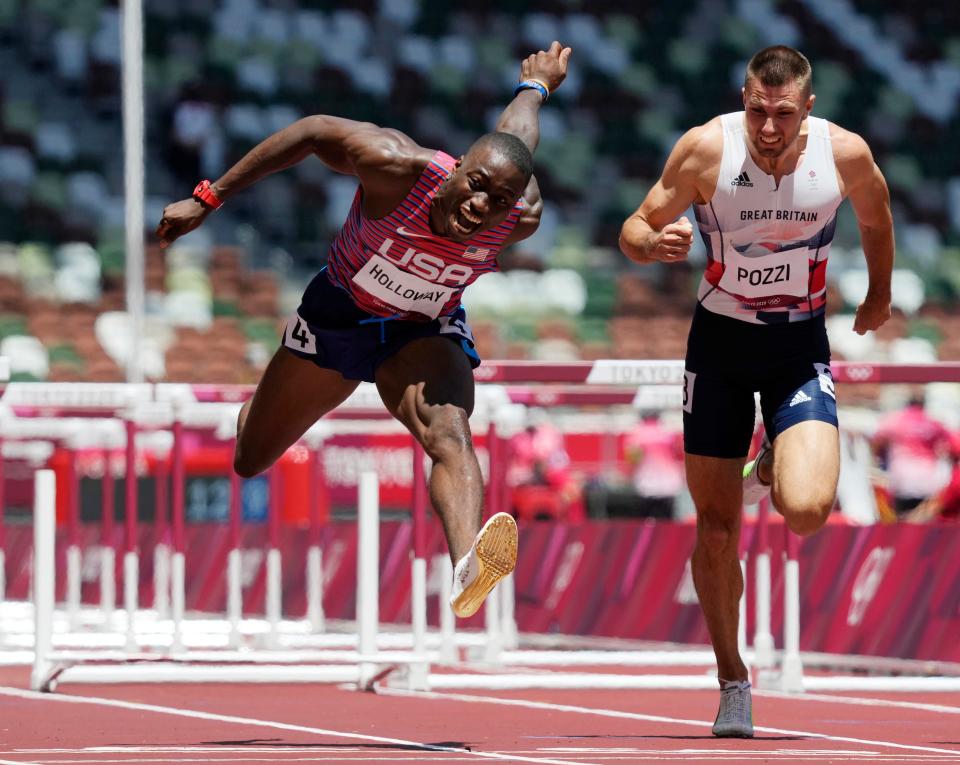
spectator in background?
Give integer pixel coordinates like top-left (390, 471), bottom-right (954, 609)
top-left (624, 411), bottom-right (684, 519)
top-left (508, 410), bottom-right (584, 522)
top-left (166, 82), bottom-right (220, 185)
top-left (906, 434), bottom-right (960, 522)
top-left (873, 391), bottom-right (954, 516)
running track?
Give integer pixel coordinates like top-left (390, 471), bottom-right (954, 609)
top-left (0, 668), bottom-right (958, 764)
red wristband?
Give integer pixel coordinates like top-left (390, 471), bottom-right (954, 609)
top-left (192, 179), bottom-right (223, 209)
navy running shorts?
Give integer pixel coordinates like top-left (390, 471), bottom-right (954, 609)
top-left (682, 304), bottom-right (838, 458)
top-left (280, 268), bottom-right (481, 383)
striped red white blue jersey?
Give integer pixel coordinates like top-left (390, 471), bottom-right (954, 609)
top-left (326, 150), bottom-right (523, 320)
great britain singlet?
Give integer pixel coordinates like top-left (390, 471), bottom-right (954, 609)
top-left (693, 112), bottom-right (842, 324)
top-left (325, 150), bottom-right (522, 320)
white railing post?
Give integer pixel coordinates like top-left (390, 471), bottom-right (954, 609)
top-left (357, 471), bottom-right (379, 688)
top-left (781, 529), bottom-right (804, 692)
top-left (737, 557), bottom-right (747, 656)
top-left (438, 554), bottom-right (456, 663)
top-left (501, 572), bottom-right (518, 650)
top-left (31, 470), bottom-right (56, 692)
top-left (306, 545), bottom-right (325, 633)
top-left (409, 555), bottom-right (429, 690)
top-left (170, 549), bottom-right (185, 652)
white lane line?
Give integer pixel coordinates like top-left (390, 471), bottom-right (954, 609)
top-left (377, 688), bottom-right (960, 757)
top-left (522, 756), bottom-right (960, 761)
top-left (0, 759), bottom-right (43, 765)
top-left (5, 756), bottom-right (945, 761)
top-left (21, 759), bottom-right (960, 764)
top-left (0, 686), bottom-right (598, 765)
top-left (532, 751), bottom-right (960, 761)
top-left (9, 749), bottom-right (380, 754)
top-left (558, 751), bottom-right (960, 760)
top-left (4, 760), bottom-right (941, 765)
top-left (2, 757), bottom-right (471, 760)
top-left (0, 742), bottom-right (960, 765)
top-left (0, 755), bottom-right (510, 765)
top-left (6, 756), bottom-right (485, 760)
top-left (540, 755), bottom-right (960, 762)
top-left (754, 690), bottom-right (960, 715)
top-left (18, 746), bottom-right (954, 762)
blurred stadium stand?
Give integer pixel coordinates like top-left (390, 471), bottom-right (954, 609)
top-left (0, 0), bottom-right (958, 385)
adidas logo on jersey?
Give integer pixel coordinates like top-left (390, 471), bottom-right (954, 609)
top-left (789, 390), bottom-right (812, 407)
top-left (731, 172), bottom-right (754, 187)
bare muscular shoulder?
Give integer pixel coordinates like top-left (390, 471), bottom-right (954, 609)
top-left (629, 117), bottom-right (726, 231)
top-left (682, 117), bottom-right (725, 205)
top-left (827, 122), bottom-right (876, 199)
top-left (340, 123), bottom-right (438, 217)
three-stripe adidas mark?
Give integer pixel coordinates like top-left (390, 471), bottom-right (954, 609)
top-left (731, 172), bottom-right (754, 187)
top-left (789, 390), bottom-right (812, 407)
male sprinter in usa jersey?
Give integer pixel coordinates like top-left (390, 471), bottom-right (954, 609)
top-left (157, 42), bottom-right (572, 620)
top-left (619, 46), bottom-right (893, 737)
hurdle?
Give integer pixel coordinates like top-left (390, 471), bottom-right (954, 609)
top-left (460, 360), bottom-right (960, 693)
top-left (13, 380), bottom-right (487, 689)
top-left (9, 361), bottom-right (960, 693)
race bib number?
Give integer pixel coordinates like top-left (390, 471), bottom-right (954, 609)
top-left (682, 370), bottom-right (696, 414)
top-left (718, 247), bottom-right (809, 300)
top-left (352, 255), bottom-right (455, 319)
top-left (438, 313), bottom-right (475, 344)
top-left (283, 314), bottom-right (317, 355)
top-left (814, 362), bottom-right (835, 399)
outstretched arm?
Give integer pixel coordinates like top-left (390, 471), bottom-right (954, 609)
top-left (836, 129), bottom-right (894, 335)
top-left (495, 41), bottom-right (571, 153)
top-left (156, 116), bottom-right (417, 248)
top-left (497, 41), bottom-right (571, 244)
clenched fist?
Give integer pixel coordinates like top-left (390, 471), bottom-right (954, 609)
top-left (156, 198), bottom-right (210, 249)
top-left (519, 41), bottom-right (573, 95)
top-left (651, 216), bottom-right (694, 262)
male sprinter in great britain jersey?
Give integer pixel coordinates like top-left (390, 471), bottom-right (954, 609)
top-left (619, 46), bottom-right (893, 737)
top-left (156, 42), bottom-right (572, 621)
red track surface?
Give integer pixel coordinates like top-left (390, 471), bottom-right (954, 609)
top-left (1, 667), bottom-right (959, 764)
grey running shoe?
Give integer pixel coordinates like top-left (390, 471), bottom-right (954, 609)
top-left (712, 679), bottom-right (754, 738)
top-left (449, 513), bottom-right (518, 618)
top-left (742, 436), bottom-right (772, 505)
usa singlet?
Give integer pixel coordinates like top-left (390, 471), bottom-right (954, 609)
top-left (693, 112), bottom-right (842, 324)
top-left (325, 151), bottom-right (523, 320)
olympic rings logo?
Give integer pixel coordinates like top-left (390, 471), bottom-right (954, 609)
top-left (473, 365), bottom-right (498, 381)
top-left (533, 392), bottom-right (559, 405)
top-left (844, 365), bottom-right (875, 382)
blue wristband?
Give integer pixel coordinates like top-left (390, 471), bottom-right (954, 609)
top-left (514, 79), bottom-right (549, 103)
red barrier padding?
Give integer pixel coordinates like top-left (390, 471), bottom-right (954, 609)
top-left (3, 519), bottom-right (958, 662)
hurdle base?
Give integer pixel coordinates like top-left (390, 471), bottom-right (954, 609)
top-left (754, 667), bottom-right (779, 691)
top-left (754, 665), bottom-right (805, 693)
top-left (372, 658), bottom-right (431, 693)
